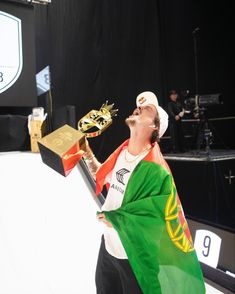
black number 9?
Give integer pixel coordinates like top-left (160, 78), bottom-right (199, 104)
top-left (202, 235), bottom-right (211, 257)
top-left (0, 72), bottom-right (3, 82)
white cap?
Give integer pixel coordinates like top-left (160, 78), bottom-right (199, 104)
top-left (136, 91), bottom-right (168, 138)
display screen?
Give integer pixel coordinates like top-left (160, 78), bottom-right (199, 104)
top-left (0, 2), bottom-right (37, 106)
top-left (36, 65), bottom-right (51, 96)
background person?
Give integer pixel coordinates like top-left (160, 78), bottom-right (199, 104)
top-left (167, 89), bottom-right (186, 152)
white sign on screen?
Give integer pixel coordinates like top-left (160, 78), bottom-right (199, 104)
top-left (0, 11), bottom-right (23, 94)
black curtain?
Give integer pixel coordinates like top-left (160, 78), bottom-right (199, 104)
top-left (34, 0), bottom-right (235, 161)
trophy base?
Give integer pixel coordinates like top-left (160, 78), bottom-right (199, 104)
top-left (38, 124), bottom-right (85, 176)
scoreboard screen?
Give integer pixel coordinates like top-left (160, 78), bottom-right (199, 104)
top-left (0, 1), bottom-right (37, 106)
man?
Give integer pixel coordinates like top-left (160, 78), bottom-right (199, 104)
top-left (168, 90), bottom-right (185, 153)
top-left (84, 91), bottom-right (205, 294)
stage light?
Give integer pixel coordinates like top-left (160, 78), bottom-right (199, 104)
top-left (27, 0), bottom-right (51, 4)
top-left (5, 0), bottom-right (51, 5)
top-left (185, 93), bottom-right (222, 109)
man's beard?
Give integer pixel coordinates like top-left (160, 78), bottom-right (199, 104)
top-left (125, 116), bottom-right (136, 127)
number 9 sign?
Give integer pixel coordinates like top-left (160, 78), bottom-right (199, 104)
top-left (194, 230), bottom-right (221, 268)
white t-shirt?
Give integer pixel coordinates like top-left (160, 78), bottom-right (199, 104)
top-left (101, 147), bottom-right (149, 259)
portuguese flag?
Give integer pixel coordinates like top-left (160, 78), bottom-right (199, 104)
top-left (96, 140), bottom-right (205, 294)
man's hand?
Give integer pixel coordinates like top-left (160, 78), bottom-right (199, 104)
top-left (175, 115), bottom-right (180, 121)
top-left (178, 110), bottom-right (185, 118)
top-left (82, 138), bottom-right (91, 154)
top-left (97, 213), bottom-right (113, 228)
top-left (82, 139), bottom-right (101, 178)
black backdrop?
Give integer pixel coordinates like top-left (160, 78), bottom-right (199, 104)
top-left (34, 0), bottom-right (235, 161)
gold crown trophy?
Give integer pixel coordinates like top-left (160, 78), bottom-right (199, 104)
top-left (77, 101), bottom-right (118, 138)
top-left (38, 101), bottom-right (118, 176)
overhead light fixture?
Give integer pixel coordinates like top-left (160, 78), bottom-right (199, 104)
top-left (4, 0), bottom-right (51, 5)
top-left (27, 0), bottom-right (51, 4)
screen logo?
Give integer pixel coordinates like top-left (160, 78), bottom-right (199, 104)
top-left (0, 11), bottom-right (23, 94)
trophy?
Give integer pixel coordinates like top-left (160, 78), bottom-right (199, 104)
top-left (38, 101), bottom-right (118, 176)
top-left (77, 101), bottom-right (118, 137)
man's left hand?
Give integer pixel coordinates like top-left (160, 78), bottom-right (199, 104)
top-left (97, 213), bottom-right (113, 228)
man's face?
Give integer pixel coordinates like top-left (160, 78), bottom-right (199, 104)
top-left (126, 104), bottom-right (157, 130)
top-left (170, 93), bottom-right (178, 101)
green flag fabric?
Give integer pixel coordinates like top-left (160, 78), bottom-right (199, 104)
top-left (100, 160), bottom-right (205, 294)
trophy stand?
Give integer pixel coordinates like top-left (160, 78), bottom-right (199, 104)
top-left (192, 27), bottom-right (213, 157)
top-left (195, 107), bottom-right (213, 156)
top-left (192, 27), bottom-right (200, 98)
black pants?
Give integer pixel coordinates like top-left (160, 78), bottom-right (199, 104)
top-left (95, 236), bottom-right (143, 294)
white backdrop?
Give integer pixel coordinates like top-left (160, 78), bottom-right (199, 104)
top-left (0, 152), bottom-right (103, 294)
top-left (0, 152), bottom-right (224, 294)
